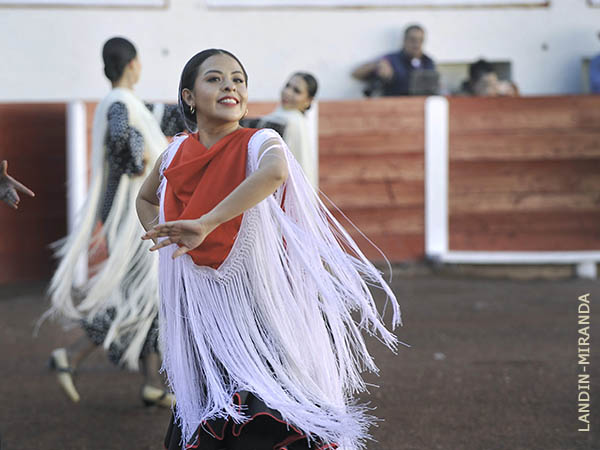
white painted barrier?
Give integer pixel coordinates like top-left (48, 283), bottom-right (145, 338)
top-left (423, 96), bottom-right (599, 279)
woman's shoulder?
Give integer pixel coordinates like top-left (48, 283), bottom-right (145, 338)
top-left (107, 100), bottom-right (127, 115)
top-left (163, 133), bottom-right (189, 156)
top-left (248, 127), bottom-right (284, 148)
top-left (172, 132), bottom-right (189, 140)
top-left (159, 133), bottom-right (189, 173)
top-left (269, 107), bottom-right (303, 120)
top-left (102, 88), bottom-right (144, 111)
top-left (168, 133), bottom-right (190, 151)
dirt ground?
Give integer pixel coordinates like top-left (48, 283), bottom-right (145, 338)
top-left (0, 273), bottom-right (598, 450)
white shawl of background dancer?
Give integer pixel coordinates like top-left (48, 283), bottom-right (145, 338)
top-left (46, 87), bottom-right (167, 370)
top-left (259, 107), bottom-right (318, 190)
top-left (158, 129), bottom-right (407, 450)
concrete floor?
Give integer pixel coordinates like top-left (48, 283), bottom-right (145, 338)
top-left (0, 274), bottom-right (598, 450)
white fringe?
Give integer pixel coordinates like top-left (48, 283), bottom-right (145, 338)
top-left (158, 130), bottom-right (406, 450)
top-left (43, 88), bottom-right (168, 370)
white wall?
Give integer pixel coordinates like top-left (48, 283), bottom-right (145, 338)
top-left (0, 0), bottom-right (598, 102)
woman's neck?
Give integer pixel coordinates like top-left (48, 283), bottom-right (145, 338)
top-left (196, 121), bottom-right (241, 149)
top-left (280, 105), bottom-right (306, 115)
top-left (112, 78), bottom-right (134, 90)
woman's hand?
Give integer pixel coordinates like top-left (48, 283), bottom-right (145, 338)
top-left (142, 216), bottom-right (218, 259)
top-left (375, 58), bottom-right (394, 82)
top-left (133, 157), bottom-right (148, 177)
top-left (0, 160), bottom-right (35, 209)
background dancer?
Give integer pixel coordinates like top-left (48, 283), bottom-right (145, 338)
top-left (45, 37), bottom-right (184, 407)
top-left (137, 49), bottom-right (405, 450)
top-left (257, 72), bottom-right (319, 190)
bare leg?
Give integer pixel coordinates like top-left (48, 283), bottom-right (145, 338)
top-left (140, 351), bottom-right (175, 408)
top-left (66, 336), bottom-right (98, 370)
top-left (140, 351), bottom-right (165, 389)
top-left (50, 334), bottom-right (97, 403)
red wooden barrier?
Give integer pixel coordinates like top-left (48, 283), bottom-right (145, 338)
top-left (448, 96), bottom-right (600, 251)
top-left (2, 96), bottom-right (598, 282)
top-left (0, 103), bottom-right (67, 283)
top-left (319, 97), bottom-right (426, 262)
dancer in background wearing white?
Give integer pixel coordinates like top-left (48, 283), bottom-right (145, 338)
top-left (0, 160), bottom-right (35, 209)
top-left (44, 37), bottom-right (184, 407)
top-left (137, 49), bottom-right (407, 450)
top-left (258, 72), bottom-right (319, 190)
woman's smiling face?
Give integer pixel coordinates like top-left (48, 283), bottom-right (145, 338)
top-left (186, 53), bottom-right (248, 125)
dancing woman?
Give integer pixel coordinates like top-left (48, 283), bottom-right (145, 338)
top-left (45, 37), bottom-right (183, 406)
top-left (137, 49), bottom-right (406, 450)
top-left (256, 72), bottom-right (319, 190)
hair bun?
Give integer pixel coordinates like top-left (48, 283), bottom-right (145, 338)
top-left (104, 63), bottom-right (120, 82)
top-left (102, 37), bottom-right (137, 83)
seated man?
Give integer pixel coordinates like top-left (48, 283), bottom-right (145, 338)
top-left (352, 24), bottom-right (436, 97)
top-left (459, 59), bottom-right (518, 97)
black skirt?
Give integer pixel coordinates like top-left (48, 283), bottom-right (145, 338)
top-left (164, 391), bottom-right (338, 450)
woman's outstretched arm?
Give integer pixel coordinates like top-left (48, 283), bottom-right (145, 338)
top-left (142, 137), bottom-right (288, 259)
top-left (0, 160), bottom-right (35, 209)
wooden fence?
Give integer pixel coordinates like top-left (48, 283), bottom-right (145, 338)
top-left (1, 96), bottom-right (599, 282)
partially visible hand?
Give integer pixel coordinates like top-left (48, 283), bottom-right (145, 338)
top-left (132, 158), bottom-right (148, 178)
top-left (141, 156), bottom-right (148, 173)
top-left (0, 160), bottom-right (35, 209)
top-left (142, 216), bottom-right (218, 259)
top-left (375, 59), bottom-right (394, 81)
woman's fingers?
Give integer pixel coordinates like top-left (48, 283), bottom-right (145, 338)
top-left (3, 189), bottom-right (19, 209)
top-left (142, 223), bottom-right (175, 240)
top-left (141, 229), bottom-right (158, 240)
top-left (12, 178), bottom-right (35, 197)
top-left (149, 237), bottom-right (176, 252)
top-left (147, 238), bottom-right (192, 258)
top-left (0, 162), bottom-right (34, 198)
top-left (172, 246), bottom-right (190, 259)
top-left (141, 220), bottom-right (203, 255)
top-left (150, 221), bottom-right (184, 236)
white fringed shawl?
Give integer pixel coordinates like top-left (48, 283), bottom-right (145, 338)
top-left (158, 129), bottom-right (406, 450)
top-left (46, 88), bottom-right (168, 370)
top-left (259, 107), bottom-right (318, 189)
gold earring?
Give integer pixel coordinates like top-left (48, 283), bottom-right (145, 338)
top-left (190, 104), bottom-right (196, 114)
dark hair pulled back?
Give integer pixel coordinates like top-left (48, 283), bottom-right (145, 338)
top-left (178, 49), bottom-right (248, 132)
top-left (102, 37), bottom-right (137, 83)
